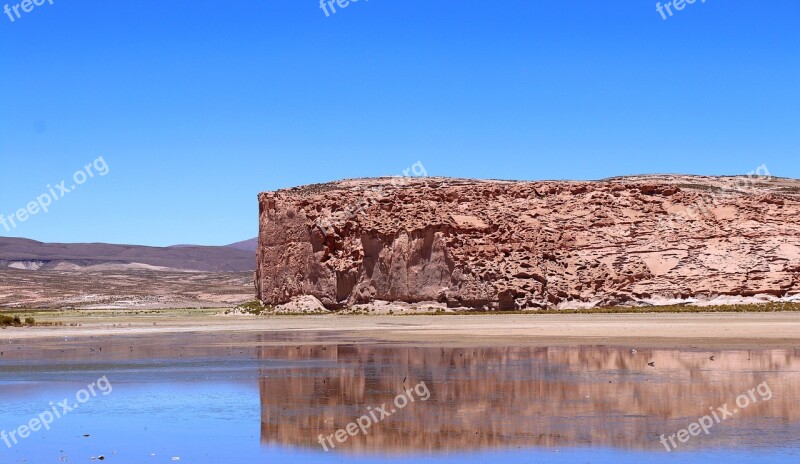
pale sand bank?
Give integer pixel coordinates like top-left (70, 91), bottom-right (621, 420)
top-left (3, 310), bottom-right (800, 349)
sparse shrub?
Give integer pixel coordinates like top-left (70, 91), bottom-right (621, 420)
top-left (234, 300), bottom-right (266, 315)
top-left (436, 301), bottom-right (800, 315)
top-left (24, 317), bottom-right (35, 325)
top-left (0, 315), bottom-right (23, 326)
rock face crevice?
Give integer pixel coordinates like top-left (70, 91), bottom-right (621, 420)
top-left (256, 176), bottom-right (800, 309)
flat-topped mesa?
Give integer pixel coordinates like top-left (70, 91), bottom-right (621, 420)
top-left (256, 175), bottom-right (800, 310)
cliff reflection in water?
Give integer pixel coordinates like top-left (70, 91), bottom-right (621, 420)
top-left (258, 344), bottom-right (800, 453)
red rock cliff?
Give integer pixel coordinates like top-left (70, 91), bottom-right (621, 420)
top-left (256, 176), bottom-right (800, 309)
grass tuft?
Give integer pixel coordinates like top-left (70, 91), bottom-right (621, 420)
top-left (410, 301), bottom-right (800, 315)
top-left (227, 300), bottom-right (268, 315)
top-left (0, 314), bottom-right (35, 326)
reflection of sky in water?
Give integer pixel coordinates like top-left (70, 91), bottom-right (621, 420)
top-left (0, 336), bottom-right (798, 463)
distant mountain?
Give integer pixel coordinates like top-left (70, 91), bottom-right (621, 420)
top-left (0, 237), bottom-right (255, 272)
top-left (226, 237), bottom-right (258, 252)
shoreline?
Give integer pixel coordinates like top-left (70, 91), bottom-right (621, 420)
top-left (2, 310), bottom-right (800, 349)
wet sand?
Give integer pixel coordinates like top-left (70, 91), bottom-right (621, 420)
top-left (3, 310), bottom-right (800, 349)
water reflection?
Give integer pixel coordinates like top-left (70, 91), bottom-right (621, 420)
top-left (257, 344), bottom-right (800, 453)
top-left (3, 333), bottom-right (800, 459)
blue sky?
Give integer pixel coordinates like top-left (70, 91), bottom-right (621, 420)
top-left (1, 0), bottom-right (798, 246)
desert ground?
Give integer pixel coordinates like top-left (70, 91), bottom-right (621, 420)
top-left (2, 309), bottom-right (800, 349)
top-left (3, 265), bottom-right (799, 350)
top-left (0, 269), bottom-right (253, 309)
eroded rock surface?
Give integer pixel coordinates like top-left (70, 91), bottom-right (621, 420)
top-left (256, 176), bottom-right (800, 309)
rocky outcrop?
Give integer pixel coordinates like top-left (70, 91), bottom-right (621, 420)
top-left (255, 175), bottom-right (800, 309)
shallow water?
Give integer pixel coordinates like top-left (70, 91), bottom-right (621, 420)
top-left (0, 333), bottom-right (799, 463)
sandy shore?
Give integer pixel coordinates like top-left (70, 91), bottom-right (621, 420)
top-left (3, 310), bottom-right (800, 349)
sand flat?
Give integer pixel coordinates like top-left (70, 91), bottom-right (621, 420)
top-left (3, 311), bottom-right (800, 349)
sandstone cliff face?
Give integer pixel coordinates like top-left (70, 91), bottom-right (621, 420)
top-left (256, 176), bottom-right (800, 309)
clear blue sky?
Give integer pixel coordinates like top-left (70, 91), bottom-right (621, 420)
top-left (1, 0), bottom-right (798, 246)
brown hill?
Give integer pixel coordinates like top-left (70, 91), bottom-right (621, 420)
top-left (0, 237), bottom-right (255, 272)
top-left (226, 237), bottom-right (258, 252)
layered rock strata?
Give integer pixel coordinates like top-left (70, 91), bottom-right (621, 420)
top-left (256, 175), bottom-right (800, 309)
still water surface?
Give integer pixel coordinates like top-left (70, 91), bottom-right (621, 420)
top-left (0, 333), bottom-right (798, 463)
